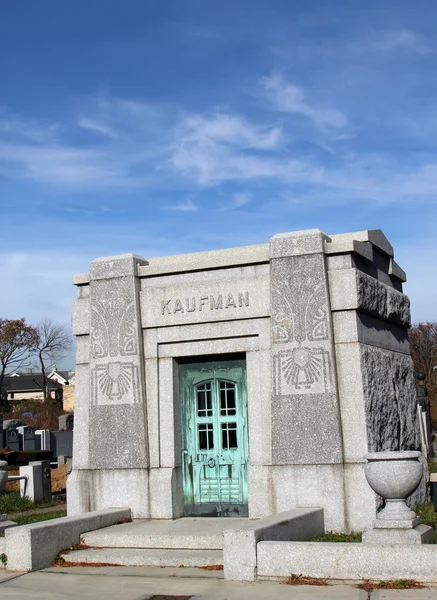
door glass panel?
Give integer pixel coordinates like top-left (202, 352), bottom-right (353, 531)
top-left (198, 423), bottom-right (214, 450)
top-left (197, 382), bottom-right (212, 417)
top-left (221, 422), bottom-right (238, 449)
top-left (219, 381), bottom-right (236, 416)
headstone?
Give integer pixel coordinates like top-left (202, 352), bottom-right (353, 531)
top-left (58, 414), bottom-right (74, 431)
top-left (22, 426), bottom-right (36, 451)
top-left (50, 431), bottom-right (73, 457)
top-left (6, 428), bottom-right (20, 451)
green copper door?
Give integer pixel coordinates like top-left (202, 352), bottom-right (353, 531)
top-left (180, 357), bottom-right (248, 517)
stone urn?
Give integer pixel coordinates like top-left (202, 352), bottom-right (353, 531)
top-left (0, 460), bottom-right (8, 494)
top-left (364, 451), bottom-right (423, 520)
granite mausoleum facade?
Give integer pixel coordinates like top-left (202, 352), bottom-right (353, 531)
top-left (68, 229), bottom-right (422, 532)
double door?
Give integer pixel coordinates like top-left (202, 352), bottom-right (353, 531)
top-left (180, 358), bottom-right (248, 517)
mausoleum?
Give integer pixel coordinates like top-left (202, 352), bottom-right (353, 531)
top-left (68, 228), bottom-right (422, 533)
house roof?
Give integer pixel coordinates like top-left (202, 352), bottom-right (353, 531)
top-left (2, 375), bottom-right (63, 392)
top-left (48, 370), bottom-right (71, 383)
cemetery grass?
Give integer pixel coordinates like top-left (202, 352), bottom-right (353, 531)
top-left (14, 509), bottom-right (66, 526)
top-left (312, 531), bottom-right (362, 542)
top-left (0, 490), bottom-right (64, 514)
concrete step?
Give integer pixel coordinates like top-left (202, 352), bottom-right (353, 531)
top-left (60, 547), bottom-right (224, 569)
top-left (82, 518), bottom-right (242, 549)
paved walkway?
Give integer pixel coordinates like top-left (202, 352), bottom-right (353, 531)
top-left (1, 566), bottom-right (437, 599)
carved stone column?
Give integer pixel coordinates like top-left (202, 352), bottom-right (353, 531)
top-left (88, 254), bottom-right (148, 469)
top-left (270, 230), bottom-right (343, 464)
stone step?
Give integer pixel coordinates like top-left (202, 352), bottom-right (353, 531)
top-left (60, 547), bottom-right (224, 569)
top-left (81, 519), bottom-right (234, 549)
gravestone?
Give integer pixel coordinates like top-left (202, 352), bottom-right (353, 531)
top-left (22, 427), bottom-right (36, 451)
top-left (6, 428), bottom-right (20, 451)
top-left (50, 431), bottom-right (73, 458)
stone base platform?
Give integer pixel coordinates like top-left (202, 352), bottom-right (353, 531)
top-left (362, 517), bottom-right (434, 544)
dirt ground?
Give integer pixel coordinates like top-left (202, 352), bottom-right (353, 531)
top-left (5, 464), bottom-right (67, 494)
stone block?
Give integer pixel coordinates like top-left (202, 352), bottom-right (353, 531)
top-left (362, 524), bottom-right (434, 544)
top-left (0, 520), bottom-right (17, 535)
top-left (270, 229), bottom-right (328, 258)
top-left (271, 464), bottom-right (346, 532)
top-left (360, 345), bottom-right (420, 453)
top-left (329, 269), bottom-right (411, 326)
top-left (138, 243), bottom-right (269, 277)
top-left (330, 229), bottom-right (394, 257)
top-left (223, 508), bottom-right (324, 581)
top-left (140, 266), bottom-right (270, 328)
top-left (71, 298), bottom-right (90, 335)
top-left (257, 541), bottom-right (437, 581)
top-left (5, 508), bottom-right (131, 571)
top-left (325, 238), bottom-right (373, 261)
top-left (67, 469), bottom-right (150, 519)
top-left (89, 253), bottom-right (147, 280)
top-left (75, 335), bottom-right (90, 364)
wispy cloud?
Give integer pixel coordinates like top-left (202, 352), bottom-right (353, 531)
top-left (371, 30), bottom-right (430, 53)
top-left (219, 191), bottom-right (252, 211)
top-left (260, 73), bottom-right (348, 131)
top-left (177, 113), bottom-right (282, 150)
top-left (77, 116), bottom-right (119, 139)
top-left (163, 198), bottom-right (198, 211)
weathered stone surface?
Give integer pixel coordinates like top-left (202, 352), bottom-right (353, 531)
top-left (270, 231), bottom-right (343, 465)
top-left (356, 270), bottom-right (411, 326)
top-left (361, 346), bottom-right (420, 452)
top-left (362, 524), bottom-right (434, 544)
top-left (138, 243), bottom-right (269, 277)
top-left (257, 541), bottom-right (437, 581)
top-left (223, 508), bottom-right (324, 581)
top-left (5, 508), bottom-right (130, 571)
top-left (270, 228), bottom-right (329, 258)
top-left (329, 270), bottom-right (411, 326)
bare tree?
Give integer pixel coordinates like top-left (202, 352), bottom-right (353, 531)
top-left (35, 319), bottom-right (72, 403)
top-left (409, 321), bottom-right (437, 426)
top-left (0, 318), bottom-right (39, 407)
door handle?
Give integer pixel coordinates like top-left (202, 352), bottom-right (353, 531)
top-left (182, 449), bottom-right (188, 455)
top-left (207, 457), bottom-right (216, 468)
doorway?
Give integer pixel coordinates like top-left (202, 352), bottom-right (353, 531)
top-left (179, 355), bottom-right (248, 517)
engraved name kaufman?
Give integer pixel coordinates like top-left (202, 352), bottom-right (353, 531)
top-left (161, 292), bottom-right (250, 315)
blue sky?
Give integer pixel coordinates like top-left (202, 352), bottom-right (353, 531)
top-left (1, 0), bottom-right (437, 369)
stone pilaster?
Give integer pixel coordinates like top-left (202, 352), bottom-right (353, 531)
top-left (269, 230), bottom-right (343, 464)
top-left (88, 254), bottom-right (149, 469)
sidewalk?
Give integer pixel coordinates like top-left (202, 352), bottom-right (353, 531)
top-left (1, 566), bottom-right (437, 599)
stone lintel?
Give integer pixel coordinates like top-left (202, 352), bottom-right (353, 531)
top-left (138, 244), bottom-right (270, 277)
